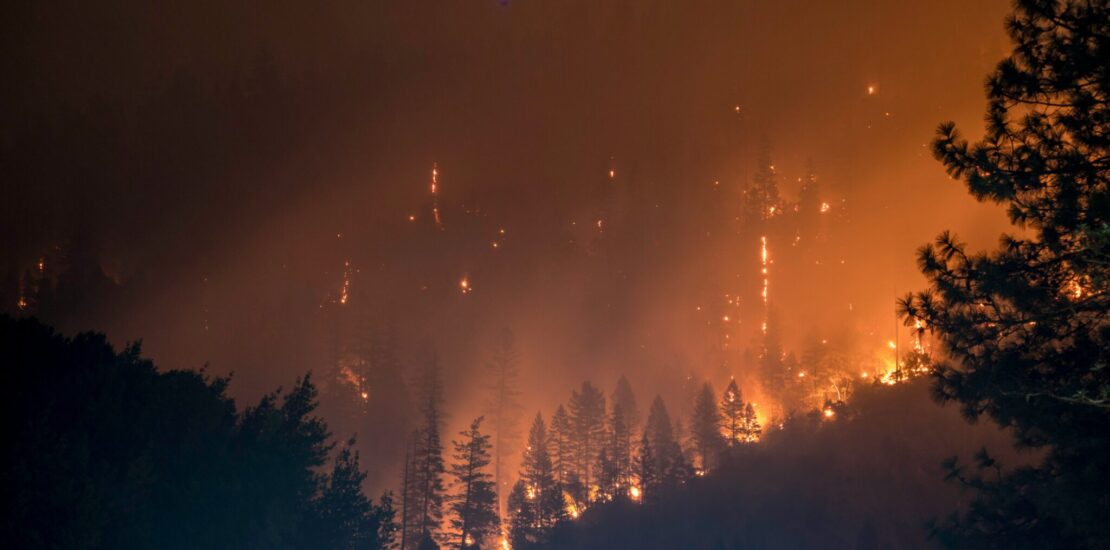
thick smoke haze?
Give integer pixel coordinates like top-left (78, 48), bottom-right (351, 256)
top-left (3, 0), bottom-right (1018, 495)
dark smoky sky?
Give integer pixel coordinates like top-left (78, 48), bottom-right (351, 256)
top-left (3, 0), bottom-right (1015, 488)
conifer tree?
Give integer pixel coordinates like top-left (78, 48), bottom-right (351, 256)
top-left (640, 396), bottom-right (691, 499)
top-left (549, 405), bottom-right (573, 486)
top-left (900, 1), bottom-right (1110, 545)
top-left (505, 480), bottom-right (536, 550)
top-left (310, 438), bottom-right (398, 549)
top-left (405, 355), bottom-right (447, 548)
top-left (449, 417), bottom-right (499, 549)
top-left (482, 329), bottom-right (523, 523)
top-left (740, 403), bottom-right (762, 443)
top-left (612, 375), bottom-right (641, 435)
top-left (512, 414), bottom-right (567, 548)
top-left (608, 402), bottom-right (633, 495)
top-left (567, 381), bottom-right (606, 505)
top-left (690, 381), bottom-right (724, 472)
top-left (719, 379), bottom-right (745, 447)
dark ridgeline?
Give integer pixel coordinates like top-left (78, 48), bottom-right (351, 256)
top-left (0, 315), bottom-right (397, 549)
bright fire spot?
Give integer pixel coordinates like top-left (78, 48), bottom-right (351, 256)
top-left (500, 538), bottom-right (510, 550)
top-left (608, 169), bottom-right (615, 179)
top-left (629, 486), bottom-right (641, 500)
top-left (867, 84), bottom-right (877, 95)
top-left (360, 391), bottom-right (369, 401)
top-left (460, 277), bottom-right (471, 294)
top-left (339, 261), bottom-right (352, 305)
top-left (798, 371), bottom-right (806, 378)
top-left (820, 202), bottom-right (831, 213)
top-left (823, 408), bottom-right (836, 418)
top-left (722, 315), bottom-right (730, 322)
top-left (17, 296), bottom-right (28, 310)
top-left (408, 215), bottom-right (416, 221)
top-left (887, 340), bottom-right (897, 350)
top-left (860, 372), bottom-right (869, 379)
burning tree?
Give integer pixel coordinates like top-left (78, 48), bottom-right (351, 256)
top-left (510, 414), bottom-right (567, 548)
top-left (900, 0), bottom-right (1110, 545)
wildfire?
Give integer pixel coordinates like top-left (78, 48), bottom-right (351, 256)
top-left (760, 235), bottom-right (769, 333)
top-left (820, 202), bottom-right (831, 213)
top-left (629, 486), bottom-right (641, 500)
top-left (822, 407), bottom-right (835, 419)
top-left (430, 163), bottom-right (442, 227)
top-left (460, 277), bottom-right (472, 294)
top-left (339, 260), bottom-right (352, 305)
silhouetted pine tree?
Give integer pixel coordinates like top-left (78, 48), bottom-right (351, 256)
top-left (719, 379), bottom-right (745, 447)
top-left (608, 402), bottom-right (633, 495)
top-left (405, 355), bottom-right (447, 548)
top-left (448, 417), bottom-right (499, 549)
top-left (482, 329), bottom-right (523, 524)
top-left (899, 1), bottom-right (1110, 546)
top-left (506, 480), bottom-right (536, 550)
top-left (567, 381), bottom-right (606, 506)
top-left (690, 381), bottom-right (724, 472)
top-left (641, 396), bottom-right (691, 500)
top-left (514, 414), bottom-right (567, 547)
top-left (309, 438), bottom-right (398, 549)
top-left (740, 403), bottom-right (762, 443)
top-left (550, 404), bottom-right (573, 486)
top-left (612, 375), bottom-right (641, 435)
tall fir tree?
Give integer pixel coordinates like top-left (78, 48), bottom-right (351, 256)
top-left (308, 438), bottom-right (398, 550)
top-left (549, 404), bottom-right (573, 487)
top-left (640, 396), bottom-right (691, 500)
top-left (514, 414), bottom-right (567, 547)
top-left (740, 403), bottom-right (762, 443)
top-left (690, 381), bottom-right (724, 472)
top-left (404, 355), bottom-right (447, 549)
top-left (719, 378), bottom-right (745, 447)
top-left (505, 480), bottom-right (536, 550)
top-left (612, 375), bottom-right (641, 436)
top-left (482, 329), bottom-right (523, 527)
top-left (900, 1), bottom-right (1110, 546)
top-left (567, 381), bottom-right (606, 506)
top-left (608, 402), bottom-right (633, 496)
top-left (448, 417), bottom-right (499, 549)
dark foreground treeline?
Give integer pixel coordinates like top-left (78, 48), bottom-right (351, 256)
top-left (0, 315), bottom-right (396, 549)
